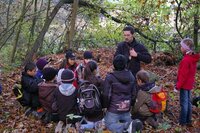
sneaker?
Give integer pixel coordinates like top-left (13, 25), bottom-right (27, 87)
top-left (24, 107), bottom-right (33, 116)
top-left (127, 119), bottom-right (143, 133)
top-left (146, 117), bottom-right (158, 129)
top-left (31, 111), bottom-right (45, 119)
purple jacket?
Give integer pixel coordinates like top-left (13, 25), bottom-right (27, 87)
top-left (103, 70), bottom-right (136, 114)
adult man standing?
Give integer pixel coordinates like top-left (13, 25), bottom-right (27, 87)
top-left (114, 26), bottom-right (152, 77)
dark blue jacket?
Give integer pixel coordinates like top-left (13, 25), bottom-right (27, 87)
top-left (21, 72), bottom-right (43, 108)
top-left (103, 70), bottom-right (136, 114)
top-left (114, 39), bottom-right (152, 76)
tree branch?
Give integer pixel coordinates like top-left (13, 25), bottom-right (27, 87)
top-left (175, 0), bottom-right (183, 39)
top-left (64, 0), bottom-right (175, 45)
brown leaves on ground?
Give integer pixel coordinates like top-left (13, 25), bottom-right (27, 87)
top-left (0, 48), bottom-right (200, 132)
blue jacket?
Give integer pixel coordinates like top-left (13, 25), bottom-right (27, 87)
top-left (21, 72), bottom-right (43, 108)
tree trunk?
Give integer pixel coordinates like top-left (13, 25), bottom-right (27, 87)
top-left (67, 0), bottom-right (79, 50)
top-left (10, 0), bottom-right (28, 63)
top-left (27, 0), bottom-right (38, 52)
top-left (6, 0), bottom-right (12, 29)
top-left (193, 14), bottom-right (199, 50)
top-left (24, 0), bottom-right (65, 65)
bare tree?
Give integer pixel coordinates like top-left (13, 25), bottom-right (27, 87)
top-left (10, 0), bottom-right (28, 63)
top-left (66, 0), bottom-right (79, 50)
top-left (24, 0), bottom-right (65, 65)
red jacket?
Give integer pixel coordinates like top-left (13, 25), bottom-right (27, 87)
top-left (176, 53), bottom-right (200, 90)
top-left (65, 63), bottom-right (79, 88)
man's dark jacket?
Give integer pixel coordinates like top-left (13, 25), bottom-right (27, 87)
top-left (114, 39), bottom-right (152, 76)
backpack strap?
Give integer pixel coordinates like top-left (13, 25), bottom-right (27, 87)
top-left (79, 80), bottom-right (90, 87)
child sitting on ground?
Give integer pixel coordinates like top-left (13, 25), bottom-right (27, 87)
top-left (103, 54), bottom-right (143, 133)
top-left (21, 62), bottom-right (43, 117)
top-left (36, 58), bottom-right (48, 79)
top-left (52, 69), bottom-right (79, 124)
top-left (80, 60), bottom-right (104, 130)
top-left (38, 67), bottom-right (59, 123)
top-left (76, 51), bottom-right (100, 82)
top-left (59, 50), bottom-right (79, 88)
top-left (131, 70), bottom-right (160, 128)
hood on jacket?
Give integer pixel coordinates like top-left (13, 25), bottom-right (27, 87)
top-left (184, 53), bottom-right (200, 63)
top-left (59, 83), bottom-right (76, 96)
top-left (138, 82), bottom-right (155, 92)
top-left (148, 85), bottom-right (162, 93)
top-left (22, 71), bottom-right (34, 78)
top-left (112, 70), bottom-right (135, 84)
top-left (38, 81), bottom-right (58, 98)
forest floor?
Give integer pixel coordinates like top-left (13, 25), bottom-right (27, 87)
top-left (0, 48), bottom-right (200, 133)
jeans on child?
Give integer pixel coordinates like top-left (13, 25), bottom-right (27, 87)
top-left (104, 111), bottom-right (132, 133)
top-left (179, 89), bottom-right (192, 125)
top-left (81, 119), bottom-right (95, 129)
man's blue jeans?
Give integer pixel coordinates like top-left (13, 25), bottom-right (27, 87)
top-left (179, 89), bottom-right (192, 125)
top-left (104, 111), bottom-right (132, 133)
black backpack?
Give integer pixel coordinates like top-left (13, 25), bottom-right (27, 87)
top-left (78, 81), bottom-right (102, 114)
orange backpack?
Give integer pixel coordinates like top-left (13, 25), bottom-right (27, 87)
top-left (149, 89), bottom-right (167, 113)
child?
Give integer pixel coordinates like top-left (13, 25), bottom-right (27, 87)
top-left (52, 69), bottom-right (79, 124)
top-left (77, 51), bottom-right (100, 82)
top-left (21, 62), bottom-right (43, 115)
top-left (102, 54), bottom-right (142, 133)
top-left (80, 60), bottom-right (104, 130)
top-left (83, 60), bottom-right (103, 91)
top-left (176, 38), bottom-right (200, 126)
top-left (38, 67), bottom-right (58, 123)
top-left (36, 58), bottom-right (48, 79)
top-left (131, 70), bottom-right (160, 128)
top-left (59, 50), bottom-right (79, 88)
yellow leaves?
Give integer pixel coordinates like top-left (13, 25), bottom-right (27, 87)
top-left (139, 0), bottom-right (146, 6)
top-left (157, 0), bottom-right (167, 8)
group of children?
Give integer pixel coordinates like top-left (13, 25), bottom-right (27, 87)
top-left (17, 38), bottom-right (200, 132)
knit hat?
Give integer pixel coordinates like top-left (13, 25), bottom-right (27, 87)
top-left (65, 50), bottom-right (76, 59)
top-left (61, 69), bottom-right (75, 83)
top-left (36, 58), bottom-right (48, 70)
top-left (113, 54), bottom-right (127, 71)
top-left (83, 51), bottom-right (93, 59)
top-left (42, 67), bottom-right (58, 81)
top-left (180, 38), bottom-right (194, 53)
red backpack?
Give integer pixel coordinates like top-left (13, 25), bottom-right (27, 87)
top-left (149, 89), bottom-right (167, 113)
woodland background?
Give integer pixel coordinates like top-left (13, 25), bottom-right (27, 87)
top-left (0, 0), bottom-right (199, 132)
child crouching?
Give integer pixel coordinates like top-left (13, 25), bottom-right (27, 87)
top-left (38, 67), bottom-right (59, 123)
top-left (52, 69), bottom-right (79, 124)
top-left (131, 70), bottom-right (161, 128)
